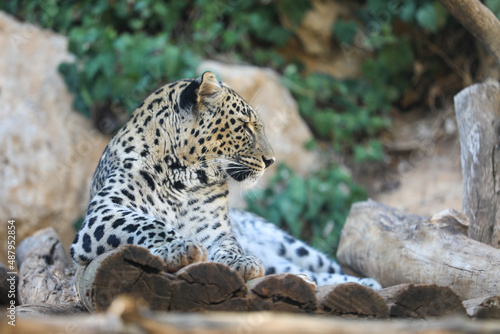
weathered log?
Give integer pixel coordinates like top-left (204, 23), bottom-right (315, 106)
top-left (316, 282), bottom-right (389, 317)
top-left (337, 200), bottom-right (500, 300)
top-left (464, 296), bottom-right (500, 319)
top-left (76, 244), bottom-right (176, 312)
top-left (438, 0), bottom-right (500, 66)
top-left (17, 227), bottom-right (79, 306)
top-left (0, 262), bottom-right (18, 306)
top-left (5, 296), bottom-right (500, 334)
top-left (377, 284), bottom-right (465, 318)
top-left (454, 81), bottom-right (500, 248)
top-left (247, 274), bottom-right (317, 313)
top-left (169, 261), bottom-right (248, 312)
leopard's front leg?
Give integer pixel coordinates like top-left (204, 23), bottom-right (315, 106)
top-left (210, 234), bottom-right (265, 281)
top-left (71, 199), bottom-right (208, 273)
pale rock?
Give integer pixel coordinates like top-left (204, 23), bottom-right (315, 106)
top-left (198, 60), bottom-right (321, 208)
top-left (0, 12), bottom-right (108, 264)
top-left (282, 0), bottom-right (365, 78)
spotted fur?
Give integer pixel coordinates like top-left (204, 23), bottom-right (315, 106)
top-left (71, 72), bottom-right (380, 288)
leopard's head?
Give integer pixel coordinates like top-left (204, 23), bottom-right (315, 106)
top-left (178, 72), bottom-right (275, 186)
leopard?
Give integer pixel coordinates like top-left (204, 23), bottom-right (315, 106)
top-left (70, 71), bottom-right (380, 289)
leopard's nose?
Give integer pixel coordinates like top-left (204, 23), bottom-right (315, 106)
top-left (262, 155), bottom-right (275, 168)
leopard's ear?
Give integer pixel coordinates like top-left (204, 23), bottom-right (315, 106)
top-left (197, 71), bottom-right (222, 102)
top-left (179, 72), bottom-right (221, 112)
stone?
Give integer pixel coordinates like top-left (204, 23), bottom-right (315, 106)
top-left (280, 0), bottom-right (365, 78)
top-left (197, 60), bottom-right (320, 208)
top-left (0, 12), bottom-right (108, 264)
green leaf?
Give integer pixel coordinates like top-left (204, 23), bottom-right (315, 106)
top-left (486, 0), bottom-right (500, 18)
top-left (416, 2), bottom-right (438, 32)
top-left (333, 20), bottom-right (358, 45)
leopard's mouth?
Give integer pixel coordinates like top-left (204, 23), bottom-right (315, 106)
top-left (226, 162), bottom-right (255, 182)
top-left (225, 162), bottom-right (264, 183)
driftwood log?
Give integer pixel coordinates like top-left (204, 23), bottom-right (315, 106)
top-left (454, 81), bottom-right (500, 248)
top-left (377, 284), bottom-right (465, 318)
top-left (5, 296), bottom-right (500, 334)
top-left (16, 227), bottom-right (81, 308)
top-left (336, 200), bottom-right (500, 300)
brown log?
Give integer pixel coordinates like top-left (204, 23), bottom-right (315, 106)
top-left (0, 262), bottom-right (18, 306)
top-left (336, 200), bottom-right (500, 300)
top-left (17, 227), bottom-right (79, 306)
top-left (169, 261), bottom-right (247, 312)
top-left (438, 0), bottom-right (500, 66)
top-left (316, 283), bottom-right (389, 317)
top-left (5, 296), bottom-right (500, 334)
top-left (454, 81), bottom-right (500, 248)
top-left (464, 295), bottom-right (500, 319)
top-left (247, 274), bottom-right (317, 313)
top-left (76, 244), bottom-right (176, 312)
top-left (378, 284), bottom-right (465, 318)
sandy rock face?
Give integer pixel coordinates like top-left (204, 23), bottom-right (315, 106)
top-left (198, 60), bottom-right (320, 208)
top-left (0, 12), bottom-right (108, 263)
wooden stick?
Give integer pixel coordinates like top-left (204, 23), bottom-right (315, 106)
top-left (336, 200), bottom-right (500, 300)
top-left (439, 0), bottom-right (500, 66)
top-left (454, 81), bottom-right (500, 248)
top-left (378, 284), bottom-right (465, 318)
top-left (5, 296), bottom-right (500, 334)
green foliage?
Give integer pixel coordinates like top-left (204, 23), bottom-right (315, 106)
top-left (247, 164), bottom-right (367, 256)
top-left (486, 0), bottom-right (500, 18)
top-left (2, 0), bottom-right (309, 120)
top-left (283, 66), bottom-right (392, 154)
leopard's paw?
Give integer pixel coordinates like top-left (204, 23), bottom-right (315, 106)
top-left (151, 239), bottom-right (208, 273)
top-left (358, 277), bottom-right (382, 290)
top-left (223, 254), bottom-right (265, 281)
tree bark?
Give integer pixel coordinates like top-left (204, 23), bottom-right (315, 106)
top-left (336, 200), bottom-right (500, 300)
top-left (316, 283), bottom-right (389, 317)
top-left (438, 0), bottom-right (500, 66)
top-left (377, 284), bottom-right (465, 318)
top-left (454, 80), bottom-right (500, 248)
